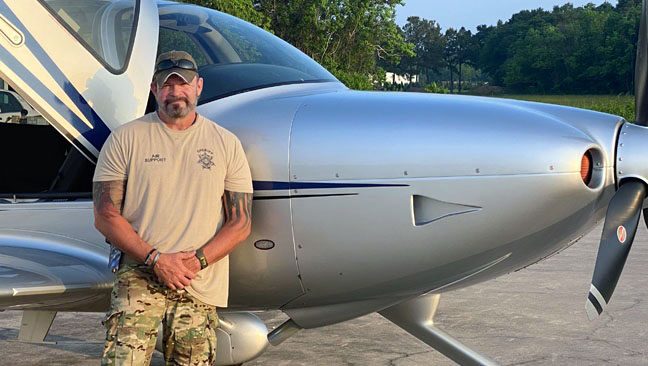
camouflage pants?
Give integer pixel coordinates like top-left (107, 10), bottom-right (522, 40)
top-left (101, 264), bottom-right (218, 366)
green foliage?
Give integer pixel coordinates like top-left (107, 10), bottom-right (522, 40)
top-left (477, 2), bottom-right (641, 94)
top-left (398, 17), bottom-right (478, 94)
top-left (502, 94), bottom-right (635, 121)
top-left (441, 27), bottom-right (476, 93)
top-left (396, 17), bottom-right (444, 81)
top-left (382, 82), bottom-right (407, 91)
top-left (182, 0), bottom-right (413, 90)
top-left (173, 0), bottom-right (642, 95)
top-left (424, 82), bottom-right (449, 94)
top-left (332, 69), bottom-right (375, 90)
top-left (255, 0), bottom-right (413, 89)
top-left (442, 27), bottom-right (458, 92)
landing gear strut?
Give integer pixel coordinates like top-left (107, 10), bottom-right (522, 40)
top-left (380, 294), bottom-right (497, 366)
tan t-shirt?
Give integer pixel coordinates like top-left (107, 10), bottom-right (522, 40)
top-left (93, 112), bottom-right (253, 307)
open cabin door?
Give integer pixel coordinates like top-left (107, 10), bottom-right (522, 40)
top-left (0, 0), bottom-right (158, 161)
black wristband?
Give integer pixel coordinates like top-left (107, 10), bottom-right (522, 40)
top-left (195, 248), bottom-right (208, 269)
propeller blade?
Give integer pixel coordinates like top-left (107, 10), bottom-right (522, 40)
top-left (586, 180), bottom-right (647, 320)
top-left (636, 0), bottom-right (648, 126)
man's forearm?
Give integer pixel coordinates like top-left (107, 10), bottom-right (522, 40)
top-left (201, 190), bottom-right (252, 265)
top-left (94, 182), bottom-right (198, 290)
top-left (93, 180), bottom-right (155, 263)
top-left (202, 219), bottom-right (251, 264)
top-left (95, 214), bottom-right (155, 263)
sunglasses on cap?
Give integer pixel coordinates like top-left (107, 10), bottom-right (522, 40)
top-left (154, 58), bottom-right (197, 73)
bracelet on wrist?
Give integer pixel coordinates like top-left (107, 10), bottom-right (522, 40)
top-left (144, 248), bottom-right (156, 266)
top-left (150, 252), bottom-right (161, 268)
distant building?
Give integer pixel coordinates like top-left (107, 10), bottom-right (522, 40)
top-left (385, 72), bottom-right (418, 85)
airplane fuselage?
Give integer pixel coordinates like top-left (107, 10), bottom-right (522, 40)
top-left (0, 81), bottom-right (624, 329)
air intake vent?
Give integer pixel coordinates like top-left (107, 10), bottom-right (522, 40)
top-left (412, 195), bottom-right (481, 226)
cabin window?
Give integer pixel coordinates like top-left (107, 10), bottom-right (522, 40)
top-left (39, 0), bottom-right (137, 72)
top-left (0, 89), bottom-right (94, 201)
top-left (157, 4), bottom-right (337, 104)
top-left (158, 27), bottom-right (209, 67)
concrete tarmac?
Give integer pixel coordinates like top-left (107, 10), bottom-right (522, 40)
top-left (1, 223), bottom-right (648, 365)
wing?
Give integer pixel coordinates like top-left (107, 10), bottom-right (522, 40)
top-left (0, 232), bottom-right (112, 311)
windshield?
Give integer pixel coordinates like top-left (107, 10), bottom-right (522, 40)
top-left (157, 3), bottom-right (338, 103)
top-left (40, 0), bottom-right (137, 72)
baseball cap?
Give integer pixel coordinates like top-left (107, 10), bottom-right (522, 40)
top-left (153, 50), bottom-right (198, 84)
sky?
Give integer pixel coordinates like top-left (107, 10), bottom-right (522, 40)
top-left (396, 0), bottom-right (616, 31)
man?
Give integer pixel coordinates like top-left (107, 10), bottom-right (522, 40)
top-left (93, 50), bottom-right (253, 365)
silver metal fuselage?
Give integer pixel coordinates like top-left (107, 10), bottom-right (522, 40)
top-left (0, 80), bottom-right (624, 327)
top-left (188, 86), bottom-right (622, 327)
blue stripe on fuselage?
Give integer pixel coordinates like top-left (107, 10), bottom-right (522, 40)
top-left (253, 181), bottom-right (409, 191)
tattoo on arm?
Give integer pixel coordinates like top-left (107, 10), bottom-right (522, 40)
top-left (93, 180), bottom-right (127, 215)
top-left (223, 191), bottom-right (252, 226)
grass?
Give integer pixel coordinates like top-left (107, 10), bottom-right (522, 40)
top-left (498, 94), bottom-right (635, 121)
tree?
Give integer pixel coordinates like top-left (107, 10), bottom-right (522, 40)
top-left (473, 1), bottom-right (642, 94)
top-left (181, 0), bottom-right (414, 90)
top-left (455, 27), bottom-right (475, 92)
top-left (255, 0), bottom-right (413, 89)
top-left (380, 27), bottom-right (412, 84)
top-left (401, 16), bottom-right (444, 84)
top-left (443, 28), bottom-right (458, 93)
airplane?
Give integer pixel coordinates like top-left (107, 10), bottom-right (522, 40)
top-left (0, 0), bottom-right (647, 365)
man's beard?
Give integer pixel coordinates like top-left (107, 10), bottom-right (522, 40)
top-left (163, 97), bottom-right (196, 118)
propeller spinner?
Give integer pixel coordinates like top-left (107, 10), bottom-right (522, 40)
top-left (586, 0), bottom-right (648, 320)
